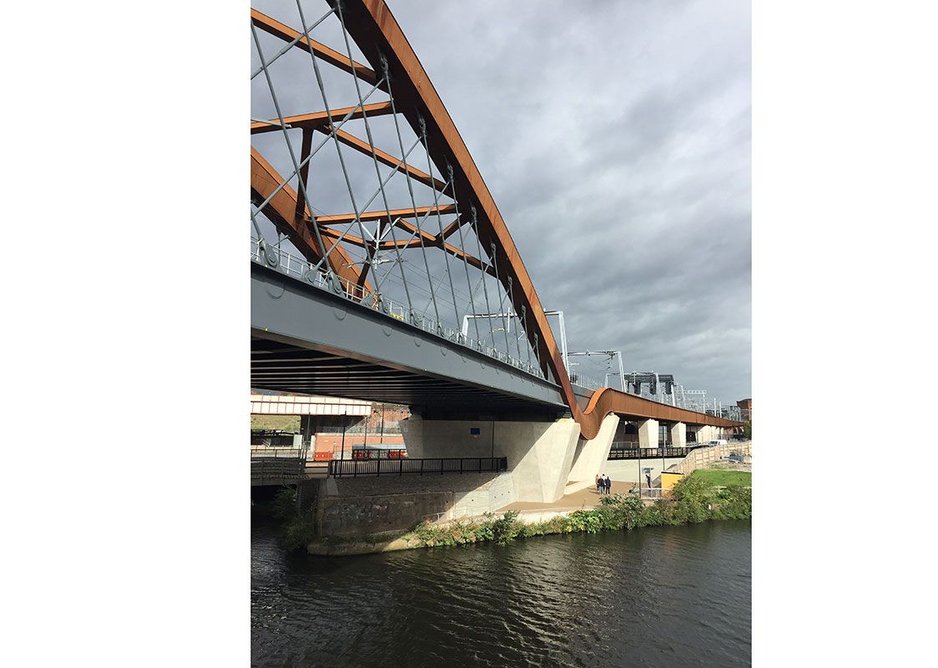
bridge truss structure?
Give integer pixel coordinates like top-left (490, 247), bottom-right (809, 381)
top-left (250, 0), bottom-right (741, 438)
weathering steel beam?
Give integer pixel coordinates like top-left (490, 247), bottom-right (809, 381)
top-left (251, 9), bottom-right (384, 90)
top-left (251, 102), bottom-right (395, 134)
top-left (325, 126), bottom-right (448, 192)
top-left (314, 204), bottom-right (457, 226)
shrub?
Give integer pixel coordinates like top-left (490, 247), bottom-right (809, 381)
top-left (273, 487), bottom-right (298, 520)
top-left (405, 480), bottom-right (750, 550)
top-left (712, 484), bottom-right (752, 520)
top-left (279, 511), bottom-right (317, 551)
top-left (411, 512), bottom-right (525, 548)
top-left (490, 511), bottom-right (523, 543)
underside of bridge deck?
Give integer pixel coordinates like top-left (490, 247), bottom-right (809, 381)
top-left (251, 261), bottom-right (568, 419)
top-left (251, 336), bottom-right (565, 419)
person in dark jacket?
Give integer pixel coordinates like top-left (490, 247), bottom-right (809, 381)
top-left (604, 475), bottom-right (612, 495)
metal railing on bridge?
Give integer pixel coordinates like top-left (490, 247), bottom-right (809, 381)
top-left (252, 239), bottom-right (545, 380)
top-left (607, 445), bottom-right (706, 460)
top-left (250, 446), bottom-right (307, 459)
top-left (328, 456), bottom-right (508, 478)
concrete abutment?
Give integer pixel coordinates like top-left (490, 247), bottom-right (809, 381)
top-left (565, 414), bottom-right (620, 493)
top-left (306, 413), bottom-right (738, 542)
top-left (400, 415), bottom-right (580, 504)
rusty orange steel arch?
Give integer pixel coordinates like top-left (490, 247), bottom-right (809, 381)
top-left (251, 0), bottom-right (740, 438)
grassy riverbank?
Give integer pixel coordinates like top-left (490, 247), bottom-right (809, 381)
top-left (405, 473), bottom-right (751, 549)
top-left (270, 471), bottom-right (751, 553)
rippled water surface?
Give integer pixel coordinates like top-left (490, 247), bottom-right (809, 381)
top-left (252, 518), bottom-right (750, 667)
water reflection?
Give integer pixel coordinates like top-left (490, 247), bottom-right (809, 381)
top-left (252, 519), bottom-right (751, 667)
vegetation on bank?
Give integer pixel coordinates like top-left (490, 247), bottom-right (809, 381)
top-left (408, 475), bottom-right (751, 549)
top-left (268, 488), bottom-right (318, 551)
top-left (267, 471), bottom-right (752, 552)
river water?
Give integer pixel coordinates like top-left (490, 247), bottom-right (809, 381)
top-left (251, 517), bottom-right (751, 667)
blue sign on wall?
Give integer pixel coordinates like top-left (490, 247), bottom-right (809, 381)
top-left (470, 427), bottom-right (481, 436)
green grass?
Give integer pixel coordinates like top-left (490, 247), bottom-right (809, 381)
top-left (251, 415), bottom-right (300, 432)
top-left (689, 469), bottom-right (751, 487)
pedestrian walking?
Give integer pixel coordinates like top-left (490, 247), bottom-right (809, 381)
top-left (604, 474), bottom-right (612, 496)
top-left (596, 474), bottom-right (603, 495)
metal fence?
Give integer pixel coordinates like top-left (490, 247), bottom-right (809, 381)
top-left (671, 442), bottom-right (752, 476)
top-left (250, 446), bottom-right (307, 459)
top-left (251, 458), bottom-right (306, 485)
top-left (329, 456), bottom-right (508, 478)
top-left (608, 445), bottom-right (706, 460)
top-left (348, 448), bottom-right (407, 460)
top-left (632, 488), bottom-right (668, 500)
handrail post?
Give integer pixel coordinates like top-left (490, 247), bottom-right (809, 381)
top-left (400, 458), bottom-right (403, 476)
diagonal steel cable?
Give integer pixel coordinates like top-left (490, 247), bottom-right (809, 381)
top-left (292, 0), bottom-right (375, 290)
top-left (506, 275), bottom-right (523, 361)
top-left (381, 61), bottom-right (445, 327)
top-left (249, 77), bottom-right (385, 231)
top-left (418, 118), bottom-right (461, 333)
top-left (310, 135), bottom-right (422, 275)
top-left (251, 21), bottom-right (336, 280)
top-left (467, 206), bottom-right (497, 349)
top-left (445, 163), bottom-right (481, 343)
top-left (490, 243), bottom-right (513, 357)
top-left (522, 305), bottom-right (533, 368)
top-left (333, 4), bottom-right (414, 313)
top-left (250, 6), bottom-right (335, 79)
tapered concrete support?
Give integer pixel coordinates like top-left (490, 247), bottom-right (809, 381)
top-left (696, 425), bottom-right (715, 443)
top-left (671, 422), bottom-right (687, 448)
top-left (399, 415), bottom-right (425, 456)
top-left (400, 417), bottom-right (581, 503)
top-left (566, 414), bottom-right (620, 489)
top-left (638, 419), bottom-right (659, 449)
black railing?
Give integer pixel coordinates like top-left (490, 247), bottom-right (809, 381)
top-left (607, 445), bottom-right (706, 460)
top-left (349, 448), bottom-right (406, 460)
top-left (251, 458), bottom-right (305, 484)
top-left (328, 456), bottom-right (508, 478)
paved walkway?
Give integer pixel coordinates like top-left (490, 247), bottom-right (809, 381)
top-left (498, 478), bottom-right (638, 514)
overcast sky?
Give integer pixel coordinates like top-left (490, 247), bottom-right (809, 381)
top-left (384, 0), bottom-right (751, 403)
top-left (253, 0), bottom-right (751, 405)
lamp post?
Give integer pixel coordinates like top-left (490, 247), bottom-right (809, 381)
top-left (638, 445), bottom-right (642, 497)
top-left (340, 412), bottom-right (348, 461)
top-left (661, 423), bottom-right (666, 479)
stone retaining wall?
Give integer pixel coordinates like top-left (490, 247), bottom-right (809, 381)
top-left (316, 471), bottom-right (517, 537)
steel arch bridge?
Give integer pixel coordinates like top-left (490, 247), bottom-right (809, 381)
top-left (250, 0), bottom-right (740, 438)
